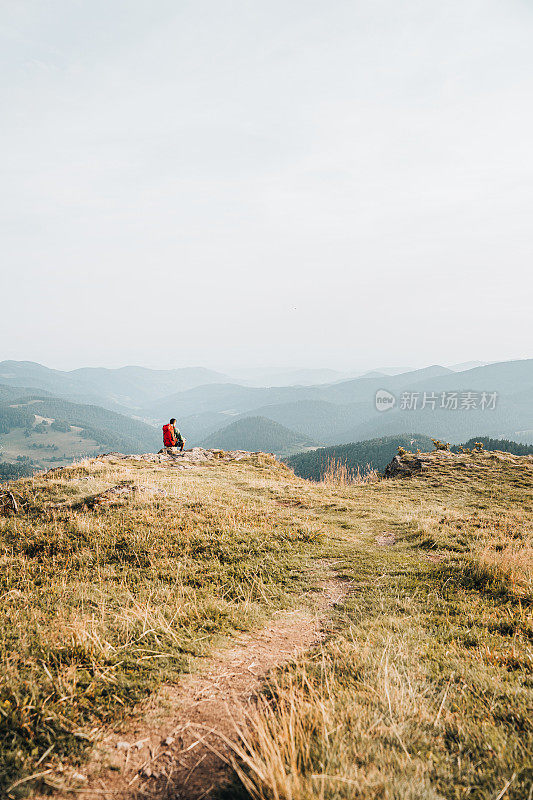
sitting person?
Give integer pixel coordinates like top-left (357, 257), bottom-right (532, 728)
top-left (162, 418), bottom-right (186, 454)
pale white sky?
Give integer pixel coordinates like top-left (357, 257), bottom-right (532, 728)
top-left (1, 0), bottom-right (532, 371)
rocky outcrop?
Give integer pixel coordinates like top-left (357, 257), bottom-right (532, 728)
top-left (98, 447), bottom-right (272, 471)
top-left (384, 449), bottom-right (457, 478)
top-left (384, 448), bottom-right (533, 478)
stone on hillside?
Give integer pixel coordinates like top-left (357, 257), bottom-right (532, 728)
top-left (383, 447), bottom-right (531, 479)
top-left (383, 455), bottom-right (415, 478)
top-left (383, 452), bottom-right (448, 477)
top-left (95, 447), bottom-right (271, 469)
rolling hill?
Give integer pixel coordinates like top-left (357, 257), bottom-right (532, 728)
top-left (175, 401), bottom-right (356, 446)
top-left (69, 365), bottom-right (230, 407)
top-left (143, 365), bottom-right (455, 422)
top-left (143, 382), bottom-right (324, 422)
top-left (0, 388), bottom-right (160, 469)
top-left (202, 416), bottom-right (319, 456)
top-left (2, 359), bottom-right (532, 450)
top-left (229, 367), bottom-right (344, 387)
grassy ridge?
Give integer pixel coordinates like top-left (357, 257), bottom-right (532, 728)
top-left (1, 450), bottom-right (532, 798)
top-left (287, 433), bottom-right (533, 481)
top-left (234, 451), bottom-right (533, 800)
top-left (0, 454), bottom-right (331, 797)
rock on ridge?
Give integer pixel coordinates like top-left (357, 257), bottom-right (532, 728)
top-left (97, 447), bottom-right (275, 470)
top-left (384, 448), bottom-right (533, 478)
top-left (384, 450), bottom-right (455, 478)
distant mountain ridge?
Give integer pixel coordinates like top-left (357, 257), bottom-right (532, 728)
top-left (229, 367), bottom-right (343, 387)
top-left (145, 360), bottom-right (533, 446)
top-left (0, 361), bottom-right (230, 412)
top-left (1, 358), bottom-right (532, 449)
top-left (143, 365), bottom-right (455, 423)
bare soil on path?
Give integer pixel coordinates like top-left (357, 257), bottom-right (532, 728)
top-left (53, 578), bottom-right (350, 800)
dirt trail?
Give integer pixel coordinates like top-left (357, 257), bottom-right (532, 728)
top-left (66, 579), bottom-right (349, 800)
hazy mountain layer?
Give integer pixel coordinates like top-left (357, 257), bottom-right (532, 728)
top-left (162, 360), bottom-right (533, 447)
top-left (2, 359), bottom-right (532, 450)
top-left (0, 361), bottom-right (230, 412)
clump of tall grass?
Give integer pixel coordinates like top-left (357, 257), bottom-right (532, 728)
top-left (230, 572), bottom-right (533, 800)
top-left (230, 630), bottom-right (444, 800)
top-left (321, 457), bottom-right (379, 487)
top-left (467, 538), bottom-right (533, 601)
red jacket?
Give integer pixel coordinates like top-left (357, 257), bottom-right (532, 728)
top-left (163, 424), bottom-right (177, 447)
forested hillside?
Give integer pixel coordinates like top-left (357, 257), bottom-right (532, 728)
top-left (450, 437), bottom-right (533, 456)
top-left (0, 390), bottom-right (159, 471)
top-left (202, 415), bottom-right (319, 457)
top-left (286, 433), bottom-right (533, 480)
top-left (286, 434), bottom-right (435, 479)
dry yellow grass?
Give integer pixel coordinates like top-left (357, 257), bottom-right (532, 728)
top-left (474, 538), bottom-right (533, 601)
top-left (1, 448), bottom-right (532, 799)
top-left (229, 450), bottom-right (533, 800)
top-left (321, 456), bottom-right (379, 487)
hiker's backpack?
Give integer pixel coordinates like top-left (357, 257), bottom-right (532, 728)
top-left (162, 424), bottom-right (175, 447)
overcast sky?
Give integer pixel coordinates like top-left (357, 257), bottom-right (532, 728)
top-left (1, 0), bottom-right (532, 371)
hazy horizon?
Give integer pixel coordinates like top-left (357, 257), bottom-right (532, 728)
top-left (0, 355), bottom-right (528, 378)
top-left (2, 1), bottom-right (532, 371)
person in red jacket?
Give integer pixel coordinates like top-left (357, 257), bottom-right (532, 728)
top-left (163, 418), bottom-right (185, 453)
